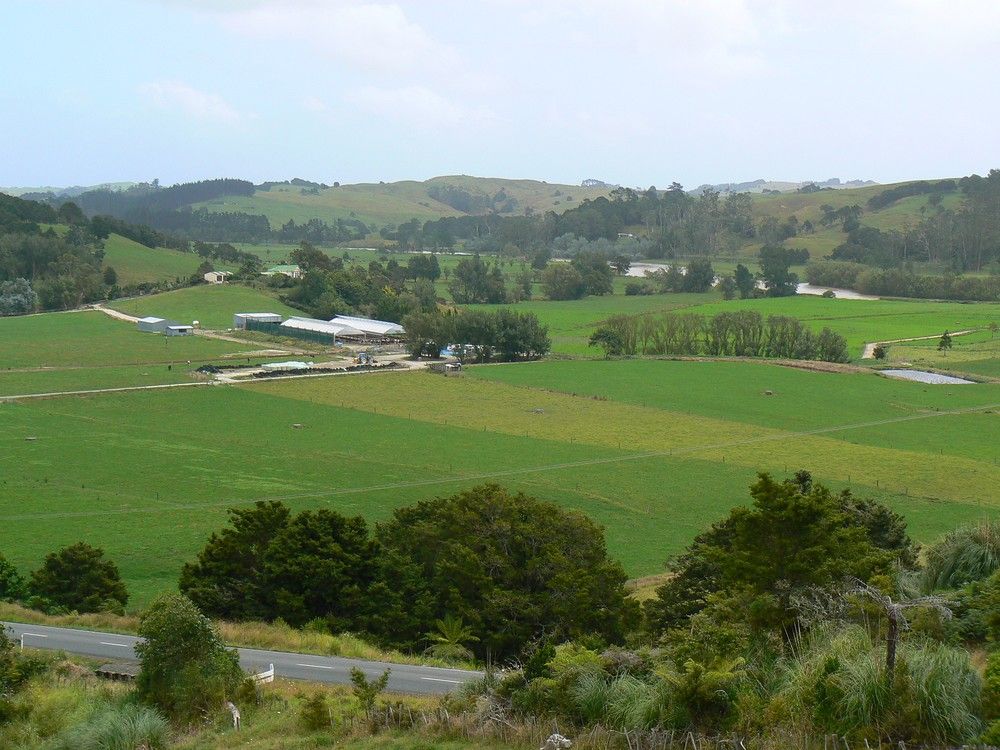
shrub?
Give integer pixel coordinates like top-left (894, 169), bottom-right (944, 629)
top-left (135, 593), bottom-right (244, 723)
top-left (28, 543), bottom-right (128, 614)
top-left (299, 691), bottom-right (332, 731)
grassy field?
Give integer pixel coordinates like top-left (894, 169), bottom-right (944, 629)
top-left (109, 284), bottom-right (301, 329)
top-left (1, 359), bottom-right (996, 606)
top-left (484, 293), bottom-right (1000, 357)
top-left (0, 310), bottom-right (293, 395)
top-left (101, 233), bottom-right (216, 285)
top-left (0, 311), bottom-right (249, 369)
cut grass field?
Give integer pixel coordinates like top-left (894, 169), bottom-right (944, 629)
top-left (109, 284), bottom-right (301, 329)
top-left (1, 360), bottom-right (996, 607)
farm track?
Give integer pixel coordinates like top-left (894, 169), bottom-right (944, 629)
top-left (3, 398), bottom-right (997, 523)
top-left (861, 329), bottom-right (977, 358)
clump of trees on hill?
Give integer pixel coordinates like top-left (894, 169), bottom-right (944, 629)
top-left (588, 310), bottom-right (849, 362)
top-left (403, 308), bottom-right (550, 361)
top-left (0, 542), bottom-right (127, 614)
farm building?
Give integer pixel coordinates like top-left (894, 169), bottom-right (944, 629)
top-left (262, 264), bottom-right (302, 279)
top-left (233, 312), bottom-right (283, 330)
top-left (281, 317), bottom-right (364, 340)
top-left (204, 271), bottom-right (231, 284)
top-left (329, 315), bottom-right (405, 337)
top-left (165, 325), bottom-right (193, 336)
top-left (136, 316), bottom-right (173, 333)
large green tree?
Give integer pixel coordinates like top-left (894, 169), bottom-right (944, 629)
top-left (646, 473), bottom-right (902, 635)
top-left (28, 542), bottom-right (128, 613)
top-left (372, 484), bottom-right (636, 658)
top-left (179, 500), bottom-right (291, 621)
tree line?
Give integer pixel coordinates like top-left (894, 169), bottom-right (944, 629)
top-left (589, 309), bottom-right (850, 362)
top-left (807, 261), bottom-right (1000, 301)
top-left (402, 308), bottom-right (550, 361)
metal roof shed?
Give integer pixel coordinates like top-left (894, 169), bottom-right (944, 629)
top-left (280, 317), bottom-right (365, 337)
top-left (136, 317), bottom-right (172, 333)
top-left (233, 312), bottom-right (283, 329)
top-left (329, 315), bottom-right (405, 336)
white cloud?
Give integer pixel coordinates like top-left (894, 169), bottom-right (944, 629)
top-left (210, 1), bottom-right (459, 76)
top-left (343, 85), bottom-right (494, 128)
top-left (138, 80), bottom-right (244, 123)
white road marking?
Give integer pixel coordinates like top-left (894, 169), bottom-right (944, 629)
top-left (421, 677), bottom-right (463, 684)
top-left (99, 641), bottom-right (131, 648)
top-left (295, 663), bottom-right (335, 670)
top-left (21, 633), bottom-right (47, 638)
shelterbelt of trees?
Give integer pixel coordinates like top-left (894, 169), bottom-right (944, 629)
top-left (3, 474), bottom-right (999, 746)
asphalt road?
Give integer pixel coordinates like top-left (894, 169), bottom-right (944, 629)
top-left (2, 621), bottom-right (483, 695)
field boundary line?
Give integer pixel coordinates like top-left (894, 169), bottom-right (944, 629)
top-left (0, 381), bottom-right (213, 401)
top-left (2, 400), bottom-right (998, 523)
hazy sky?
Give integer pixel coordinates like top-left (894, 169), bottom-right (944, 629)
top-left (3, 0), bottom-right (999, 188)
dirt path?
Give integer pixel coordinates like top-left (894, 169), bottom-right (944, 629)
top-left (94, 304), bottom-right (141, 323)
top-left (861, 329), bottom-right (977, 359)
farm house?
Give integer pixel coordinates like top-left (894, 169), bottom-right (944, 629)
top-left (136, 316), bottom-right (173, 333)
top-left (233, 312), bottom-right (282, 330)
top-left (203, 271), bottom-right (231, 284)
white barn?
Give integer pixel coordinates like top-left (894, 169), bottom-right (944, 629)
top-left (280, 316), bottom-right (365, 338)
top-left (329, 315), bottom-right (405, 337)
top-left (204, 271), bottom-right (231, 284)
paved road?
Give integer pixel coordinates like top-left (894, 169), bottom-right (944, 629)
top-left (3, 621), bottom-right (482, 695)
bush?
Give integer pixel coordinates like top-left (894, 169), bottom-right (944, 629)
top-left (136, 593), bottom-right (244, 723)
top-left (299, 691), bottom-right (332, 731)
top-left (28, 543), bottom-right (128, 614)
top-left (921, 519), bottom-right (1000, 592)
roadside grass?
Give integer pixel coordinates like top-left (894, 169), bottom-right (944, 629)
top-left (109, 284), bottom-right (301, 329)
top-left (101, 233), bottom-right (217, 285)
top-left (0, 602), bottom-right (473, 670)
top-left (0, 311), bottom-right (250, 369)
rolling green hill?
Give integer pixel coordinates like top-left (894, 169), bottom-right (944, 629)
top-left (101, 233), bottom-right (213, 285)
top-left (194, 175), bottom-right (613, 228)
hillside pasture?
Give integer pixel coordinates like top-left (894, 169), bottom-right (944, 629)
top-left (101, 233), bottom-right (212, 285)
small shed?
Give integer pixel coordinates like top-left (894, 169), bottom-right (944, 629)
top-left (233, 312), bottom-right (282, 330)
top-left (136, 316), bottom-right (171, 334)
top-left (204, 271), bottom-right (231, 284)
top-left (166, 325), bottom-right (193, 336)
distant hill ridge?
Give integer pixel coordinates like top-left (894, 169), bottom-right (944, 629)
top-left (692, 177), bottom-right (878, 195)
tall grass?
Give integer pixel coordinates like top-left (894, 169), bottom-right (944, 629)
top-left (921, 519), bottom-right (1000, 591)
top-left (48, 703), bottom-right (169, 750)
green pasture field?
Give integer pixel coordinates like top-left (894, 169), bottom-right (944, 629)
top-left (0, 311), bottom-right (248, 369)
top-left (488, 293), bottom-right (1000, 357)
top-left (2, 362), bottom-right (996, 606)
top-left (109, 284), bottom-right (301, 329)
top-left (0, 365), bottom-right (201, 397)
top-left (101, 233), bottom-right (216, 285)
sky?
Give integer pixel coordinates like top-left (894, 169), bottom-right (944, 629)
top-left (3, 0), bottom-right (1000, 189)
